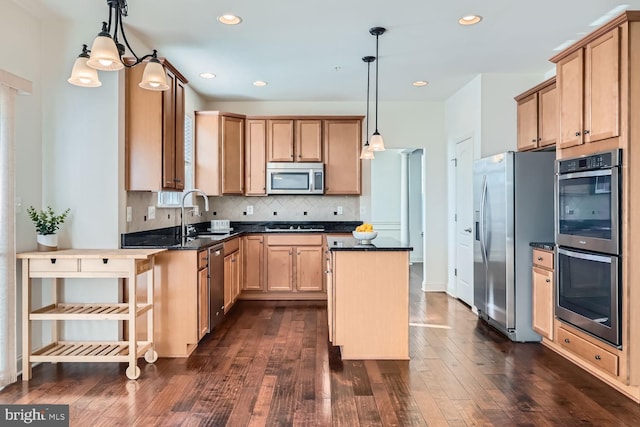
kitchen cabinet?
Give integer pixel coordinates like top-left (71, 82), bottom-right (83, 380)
top-left (515, 78), bottom-right (557, 151)
top-left (532, 248), bottom-right (554, 340)
top-left (245, 119), bottom-right (267, 196)
top-left (553, 28), bottom-right (619, 150)
top-left (125, 59), bottom-right (187, 191)
top-left (242, 234), bottom-right (264, 291)
top-left (266, 234), bottom-right (324, 292)
top-left (266, 119), bottom-right (323, 163)
top-left (224, 238), bottom-right (241, 311)
top-left (17, 249), bottom-right (164, 380)
top-left (197, 249), bottom-right (209, 341)
top-left (195, 111), bottom-right (245, 195)
top-left (323, 119), bottom-right (362, 195)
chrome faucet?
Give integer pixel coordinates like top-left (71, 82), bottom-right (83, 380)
top-left (181, 189), bottom-right (210, 241)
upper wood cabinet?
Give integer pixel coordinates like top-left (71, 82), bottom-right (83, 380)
top-left (245, 119), bottom-right (267, 196)
top-left (125, 59), bottom-right (187, 191)
top-left (323, 119), bottom-right (362, 195)
top-left (515, 78), bottom-right (557, 151)
top-left (553, 28), bottom-right (620, 150)
top-left (195, 111), bottom-right (245, 196)
top-left (266, 119), bottom-right (323, 162)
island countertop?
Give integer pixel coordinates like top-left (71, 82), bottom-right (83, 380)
top-left (326, 236), bottom-right (413, 252)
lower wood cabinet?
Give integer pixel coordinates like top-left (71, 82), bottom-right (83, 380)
top-left (265, 234), bottom-right (324, 293)
top-left (243, 235), bottom-right (264, 291)
top-left (532, 248), bottom-right (554, 340)
top-left (557, 326), bottom-right (619, 377)
top-left (197, 249), bottom-right (209, 341)
top-left (223, 238), bottom-right (241, 311)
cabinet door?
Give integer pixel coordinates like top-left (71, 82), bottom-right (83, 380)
top-left (231, 252), bottom-right (240, 302)
top-left (323, 119), bottom-right (362, 195)
top-left (222, 115), bottom-right (244, 194)
top-left (266, 246), bottom-right (293, 291)
top-left (538, 83), bottom-right (557, 148)
top-left (585, 28), bottom-right (620, 144)
top-left (162, 69), bottom-right (178, 189)
top-left (532, 267), bottom-right (554, 340)
top-left (296, 246), bottom-right (324, 292)
top-left (198, 267), bottom-right (209, 340)
top-left (326, 252), bottom-right (334, 342)
top-left (224, 254), bottom-right (233, 311)
top-left (517, 93), bottom-right (539, 151)
top-left (243, 235), bottom-right (264, 291)
top-left (267, 119), bottom-right (294, 162)
top-left (245, 119), bottom-right (267, 195)
top-left (174, 79), bottom-right (185, 190)
top-left (295, 120), bottom-right (323, 161)
top-left (557, 49), bottom-right (584, 149)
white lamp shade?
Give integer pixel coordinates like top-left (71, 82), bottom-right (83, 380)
top-left (360, 144), bottom-right (375, 159)
top-left (369, 132), bottom-right (385, 151)
top-left (138, 61), bottom-right (170, 91)
top-left (67, 56), bottom-right (102, 87)
top-left (87, 35), bottom-right (124, 71)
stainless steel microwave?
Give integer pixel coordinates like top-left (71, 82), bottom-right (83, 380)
top-left (266, 162), bottom-right (324, 195)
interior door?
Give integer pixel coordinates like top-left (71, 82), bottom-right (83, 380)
top-left (455, 138), bottom-right (474, 305)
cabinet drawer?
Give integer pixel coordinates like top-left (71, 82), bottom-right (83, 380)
top-left (557, 327), bottom-right (618, 376)
top-left (224, 238), bottom-right (240, 254)
top-left (533, 248), bottom-right (554, 269)
top-left (29, 258), bottom-right (78, 273)
top-left (80, 258), bottom-right (131, 273)
top-left (266, 234), bottom-right (323, 246)
top-left (198, 250), bottom-right (208, 270)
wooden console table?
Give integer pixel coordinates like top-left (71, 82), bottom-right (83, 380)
top-left (17, 249), bottom-right (165, 380)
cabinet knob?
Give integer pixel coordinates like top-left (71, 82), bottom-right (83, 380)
top-left (575, 131), bottom-right (581, 136)
top-left (564, 338), bottom-right (570, 344)
top-left (584, 130), bottom-right (590, 135)
top-left (537, 257), bottom-right (543, 261)
top-left (545, 278), bottom-right (550, 283)
top-left (595, 355), bottom-right (602, 361)
top-left (537, 137), bottom-right (541, 142)
top-left (531, 138), bottom-right (536, 143)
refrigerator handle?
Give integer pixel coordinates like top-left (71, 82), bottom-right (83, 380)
top-left (480, 175), bottom-right (488, 262)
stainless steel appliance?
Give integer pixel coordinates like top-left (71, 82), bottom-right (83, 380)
top-left (556, 247), bottom-right (620, 346)
top-left (208, 244), bottom-right (225, 331)
top-left (266, 162), bottom-right (324, 195)
top-left (473, 151), bottom-right (555, 342)
top-left (264, 224), bottom-right (325, 232)
top-left (555, 149), bottom-right (621, 255)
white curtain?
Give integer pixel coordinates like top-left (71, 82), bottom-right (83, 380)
top-left (0, 70), bottom-right (32, 388)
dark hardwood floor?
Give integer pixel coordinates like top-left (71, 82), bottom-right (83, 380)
top-left (2, 263), bottom-right (640, 426)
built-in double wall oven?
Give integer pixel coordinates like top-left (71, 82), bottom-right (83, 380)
top-left (555, 149), bottom-right (622, 346)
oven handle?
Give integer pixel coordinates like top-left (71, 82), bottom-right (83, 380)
top-left (558, 169), bottom-right (613, 180)
top-left (557, 247), bottom-right (612, 263)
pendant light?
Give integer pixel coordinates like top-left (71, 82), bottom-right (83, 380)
top-left (360, 56), bottom-right (376, 160)
top-left (68, 0), bottom-right (169, 91)
top-left (369, 27), bottom-right (386, 151)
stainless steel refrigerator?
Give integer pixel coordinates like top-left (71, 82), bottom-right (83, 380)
top-left (473, 151), bottom-right (555, 342)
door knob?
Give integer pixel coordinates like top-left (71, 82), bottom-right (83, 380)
top-left (464, 228), bottom-right (472, 233)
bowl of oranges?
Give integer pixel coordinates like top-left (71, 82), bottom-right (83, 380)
top-left (353, 223), bottom-right (378, 243)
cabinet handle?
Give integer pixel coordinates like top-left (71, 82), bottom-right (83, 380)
top-left (575, 131), bottom-right (581, 136)
top-left (545, 278), bottom-right (550, 283)
top-left (50, 258), bottom-right (57, 264)
top-left (595, 355), bottom-right (601, 361)
top-left (102, 258), bottom-right (109, 264)
top-left (584, 130), bottom-right (590, 135)
top-left (531, 138), bottom-right (536, 143)
top-left (564, 338), bottom-right (570, 344)
top-left (537, 137), bottom-right (542, 142)
top-left (537, 256), bottom-right (543, 261)
top-left (174, 178), bottom-right (182, 183)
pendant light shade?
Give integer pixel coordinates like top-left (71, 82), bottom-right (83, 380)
top-left (139, 53), bottom-right (169, 91)
top-left (360, 55), bottom-right (376, 160)
top-left (86, 23), bottom-right (124, 71)
top-left (369, 27), bottom-right (386, 151)
top-left (68, 45), bottom-right (102, 88)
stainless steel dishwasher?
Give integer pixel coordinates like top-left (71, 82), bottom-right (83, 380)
top-left (208, 244), bottom-right (225, 331)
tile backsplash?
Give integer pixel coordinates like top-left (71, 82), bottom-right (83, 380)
top-left (126, 192), bottom-right (359, 233)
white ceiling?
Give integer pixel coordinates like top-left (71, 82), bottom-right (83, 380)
top-left (34, 0), bottom-right (640, 102)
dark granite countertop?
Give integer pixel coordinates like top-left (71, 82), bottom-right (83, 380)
top-left (121, 221), bottom-right (362, 250)
top-left (530, 242), bottom-right (555, 251)
top-left (327, 236), bottom-right (413, 252)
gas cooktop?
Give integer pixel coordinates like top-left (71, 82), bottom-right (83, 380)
top-left (264, 225), bottom-right (325, 232)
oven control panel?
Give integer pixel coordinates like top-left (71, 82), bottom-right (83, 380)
top-left (557, 149), bottom-right (621, 174)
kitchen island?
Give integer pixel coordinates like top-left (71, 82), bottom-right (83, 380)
top-left (326, 236), bottom-right (412, 360)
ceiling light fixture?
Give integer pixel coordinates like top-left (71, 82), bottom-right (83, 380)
top-left (253, 80), bottom-right (268, 87)
top-left (200, 72), bottom-right (216, 79)
top-left (458, 15), bottom-right (482, 25)
top-left (360, 56), bottom-right (376, 160)
top-left (369, 27), bottom-right (386, 152)
top-left (68, 0), bottom-right (168, 91)
top-left (412, 80), bottom-right (428, 87)
top-left (218, 14), bottom-right (243, 25)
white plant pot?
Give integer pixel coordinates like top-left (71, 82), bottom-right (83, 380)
top-left (37, 234), bottom-right (58, 252)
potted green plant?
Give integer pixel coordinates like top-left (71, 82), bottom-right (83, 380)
top-left (26, 206), bottom-right (70, 251)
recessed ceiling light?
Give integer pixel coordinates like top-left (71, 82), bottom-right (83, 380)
top-left (413, 81), bottom-right (429, 87)
top-left (458, 15), bottom-right (482, 25)
top-left (218, 14), bottom-right (242, 25)
top-left (253, 80), bottom-right (268, 87)
top-left (199, 72), bottom-right (216, 79)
